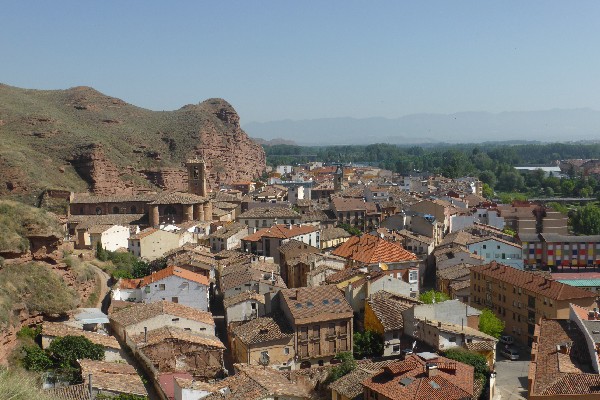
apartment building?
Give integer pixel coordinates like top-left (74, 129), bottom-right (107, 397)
top-left (520, 233), bottom-right (600, 270)
top-left (470, 261), bottom-right (597, 346)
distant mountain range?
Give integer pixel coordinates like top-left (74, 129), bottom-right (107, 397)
top-left (243, 109), bottom-right (600, 146)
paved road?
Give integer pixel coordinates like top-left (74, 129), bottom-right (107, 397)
top-left (494, 345), bottom-right (530, 400)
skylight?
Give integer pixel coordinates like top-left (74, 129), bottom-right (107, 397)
top-left (306, 301), bottom-right (314, 307)
top-left (295, 303), bottom-right (303, 308)
top-left (429, 381), bottom-right (441, 389)
top-left (399, 377), bottom-right (414, 386)
top-left (333, 298), bottom-right (341, 304)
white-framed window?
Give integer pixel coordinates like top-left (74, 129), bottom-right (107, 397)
top-left (408, 270), bottom-right (418, 283)
top-left (392, 345), bottom-right (400, 353)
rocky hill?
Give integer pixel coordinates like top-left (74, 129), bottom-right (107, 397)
top-left (0, 84), bottom-right (265, 200)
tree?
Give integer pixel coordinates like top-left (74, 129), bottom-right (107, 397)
top-left (353, 330), bottom-right (383, 359)
top-left (48, 335), bottom-right (104, 369)
top-left (572, 204), bottom-right (600, 235)
top-left (96, 241), bottom-right (108, 262)
top-left (444, 348), bottom-right (489, 382)
top-left (418, 290), bottom-right (449, 304)
top-left (326, 352), bottom-right (356, 383)
top-left (132, 260), bottom-right (152, 278)
top-left (478, 308), bottom-right (504, 339)
top-left (22, 345), bottom-right (53, 372)
top-left (338, 223), bottom-right (361, 236)
top-left (482, 183), bottom-right (494, 199)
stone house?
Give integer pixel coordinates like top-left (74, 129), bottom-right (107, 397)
top-left (219, 264), bottom-right (286, 299)
top-left (271, 285), bottom-right (353, 368)
top-left (319, 227), bottom-right (351, 250)
top-left (237, 207), bottom-right (301, 229)
top-left (79, 359), bottom-right (148, 399)
top-left (208, 222), bottom-right (247, 252)
top-left (130, 326), bottom-right (226, 380)
top-left (41, 322), bottom-right (125, 362)
top-left (436, 263), bottom-right (473, 303)
top-left (279, 239), bottom-right (321, 285)
top-left (331, 197), bottom-right (381, 230)
top-left (109, 301), bottom-right (215, 343)
top-left (241, 224), bottom-right (321, 264)
top-left (434, 244), bottom-right (485, 271)
top-left (224, 290), bottom-right (265, 325)
top-left (345, 271), bottom-right (416, 315)
top-left (113, 265), bottom-right (210, 311)
top-left (230, 315), bottom-right (295, 370)
top-left (364, 291), bottom-right (422, 357)
top-left (284, 252), bottom-right (346, 289)
top-left (128, 228), bottom-right (182, 261)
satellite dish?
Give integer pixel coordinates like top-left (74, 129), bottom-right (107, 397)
top-left (258, 352), bottom-right (270, 367)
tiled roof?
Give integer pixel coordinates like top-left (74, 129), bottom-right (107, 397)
top-left (278, 239), bottom-right (320, 256)
top-left (220, 265), bottom-right (286, 292)
top-left (232, 315), bottom-right (294, 345)
top-left (449, 279), bottom-right (471, 291)
top-left (436, 263), bottom-right (473, 281)
top-left (320, 227), bottom-right (351, 242)
top-left (329, 360), bottom-right (397, 399)
top-left (367, 291), bottom-right (417, 332)
top-left (211, 191), bottom-right (242, 203)
top-left (396, 229), bottom-right (435, 245)
top-left (325, 267), bottom-right (365, 284)
top-left (129, 227), bottom-right (158, 240)
top-left (69, 214), bottom-right (146, 229)
top-left (440, 231), bottom-right (478, 247)
top-left (238, 207), bottom-right (300, 219)
top-left (42, 322), bottom-right (120, 349)
top-left (131, 265), bottom-right (210, 287)
top-left (109, 300), bottom-right (214, 327)
top-left (86, 224), bottom-right (114, 234)
top-left (149, 191), bottom-right (206, 205)
top-left (531, 318), bottom-right (600, 396)
top-left (331, 197), bottom-right (368, 212)
top-left (223, 290), bottom-right (265, 309)
top-left (117, 276), bottom-right (142, 289)
top-left (131, 326), bottom-right (224, 349)
top-left (464, 341), bottom-right (496, 352)
top-left (79, 359), bottom-right (148, 397)
top-left (242, 224), bottom-right (318, 242)
top-left (362, 354), bottom-right (474, 400)
top-left (71, 193), bottom-right (157, 204)
top-left (332, 234), bottom-right (417, 264)
top-left (46, 383), bottom-right (91, 400)
top-left (472, 261), bottom-right (597, 301)
top-left (278, 285), bottom-right (353, 324)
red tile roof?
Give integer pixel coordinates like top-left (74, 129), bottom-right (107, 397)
top-left (139, 265), bottom-right (209, 287)
top-left (472, 261), bottom-right (596, 301)
top-left (278, 285), bottom-right (353, 325)
top-left (332, 234), bottom-right (417, 264)
top-left (242, 224), bottom-right (318, 242)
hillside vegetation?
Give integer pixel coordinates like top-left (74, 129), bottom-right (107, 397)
top-left (0, 200), bottom-right (63, 254)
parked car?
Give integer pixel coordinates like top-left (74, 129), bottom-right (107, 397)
top-left (500, 347), bottom-right (519, 360)
top-left (500, 335), bottom-right (514, 345)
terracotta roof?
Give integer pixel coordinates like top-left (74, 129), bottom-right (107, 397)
top-left (109, 301), bottom-right (214, 327)
top-left (331, 197), bottom-right (368, 212)
top-left (329, 360), bottom-right (397, 399)
top-left (464, 341), bottom-right (496, 352)
top-left (79, 359), bottom-right (148, 397)
top-left (367, 291), bottom-right (417, 332)
top-left (46, 383), bottom-right (91, 400)
top-left (396, 229), bottom-right (435, 245)
top-left (69, 214), bottom-right (146, 229)
top-left (232, 315), bottom-right (294, 345)
top-left (238, 207), bottom-right (300, 219)
top-left (440, 231), bottom-right (478, 247)
top-left (278, 285), bottom-right (353, 324)
top-left (129, 227), bottom-right (158, 240)
top-left (139, 265), bottom-right (209, 287)
top-left (70, 193), bottom-right (157, 204)
top-left (242, 224), bottom-right (318, 242)
top-left (332, 234), bottom-right (417, 264)
top-left (449, 279), bottom-right (471, 292)
top-left (221, 265), bottom-right (286, 293)
top-left (325, 267), bottom-right (365, 284)
top-left (223, 290), bottom-right (265, 309)
top-left (42, 322), bottom-right (120, 349)
top-left (86, 224), bottom-right (114, 234)
top-left (320, 227), bottom-right (351, 241)
top-left (530, 318), bottom-right (600, 396)
top-left (436, 263), bottom-right (473, 281)
top-left (472, 261), bottom-right (597, 301)
top-left (278, 239), bottom-right (320, 256)
top-left (148, 191), bottom-right (206, 205)
top-left (362, 354), bottom-right (474, 400)
top-left (131, 326), bottom-right (224, 349)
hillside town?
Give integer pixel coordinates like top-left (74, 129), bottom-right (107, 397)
top-left (4, 157), bottom-right (599, 400)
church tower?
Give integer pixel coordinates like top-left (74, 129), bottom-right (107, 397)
top-left (186, 158), bottom-right (207, 197)
top-left (334, 165), bottom-right (344, 192)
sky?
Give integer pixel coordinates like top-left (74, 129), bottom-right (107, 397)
top-left (1, 1), bottom-right (600, 124)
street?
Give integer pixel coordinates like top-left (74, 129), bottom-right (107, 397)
top-left (494, 345), bottom-right (530, 400)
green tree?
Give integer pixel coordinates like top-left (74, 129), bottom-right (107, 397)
top-left (132, 260), bottom-right (152, 278)
top-left (478, 309), bottom-right (504, 339)
top-left (338, 223), bottom-right (361, 236)
top-left (326, 352), bottom-right (356, 383)
top-left (444, 348), bottom-right (489, 382)
top-left (418, 290), bottom-right (449, 304)
top-left (572, 204), bottom-right (600, 235)
top-left (96, 241), bottom-right (108, 262)
top-left (482, 183), bottom-right (494, 199)
top-left (48, 335), bottom-right (104, 369)
top-left (22, 345), bottom-right (53, 371)
top-left (353, 330), bottom-right (383, 359)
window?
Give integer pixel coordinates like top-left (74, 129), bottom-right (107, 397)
top-left (328, 323), bottom-right (335, 335)
top-left (409, 270), bottom-right (418, 283)
top-left (313, 341), bottom-right (320, 355)
top-left (329, 340), bottom-right (336, 353)
top-left (159, 284), bottom-right (166, 291)
top-left (95, 207), bottom-right (102, 215)
top-left (300, 327), bottom-right (308, 340)
top-left (261, 350), bottom-right (269, 359)
top-left (483, 245), bottom-right (487, 249)
top-left (312, 325), bottom-right (320, 339)
top-left (449, 336), bottom-right (457, 342)
top-left (172, 297), bottom-right (178, 303)
top-left (340, 322), bottom-right (347, 335)
top-left (171, 318), bottom-right (179, 322)
top-left (284, 347), bottom-right (290, 355)
top-left (112, 206), bottom-right (120, 214)
top-left (392, 345), bottom-right (401, 353)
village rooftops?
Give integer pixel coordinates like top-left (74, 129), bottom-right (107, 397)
top-left (70, 193), bottom-right (157, 204)
top-left (329, 360), bottom-right (398, 400)
top-left (46, 383), bottom-right (92, 400)
top-left (109, 300), bottom-right (214, 327)
top-left (69, 213), bottom-right (146, 229)
top-left (279, 285), bottom-right (353, 325)
top-left (131, 326), bottom-right (225, 349)
top-left (119, 265), bottom-right (209, 289)
top-left (331, 197), bottom-right (368, 212)
top-left (332, 233), bottom-right (417, 264)
top-left (232, 315), bottom-right (294, 345)
top-left (220, 265), bottom-right (286, 292)
top-left (472, 261), bottom-right (597, 301)
top-left (209, 222), bottom-right (248, 239)
top-left (238, 207), bottom-right (300, 219)
top-left (367, 290), bottom-right (420, 332)
top-left (79, 359), bottom-right (148, 397)
top-left (148, 191), bottom-right (207, 205)
top-left (129, 227), bottom-right (158, 240)
top-left (320, 227), bottom-right (351, 242)
top-left (362, 354), bottom-right (474, 400)
top-left (42, 322), bottom-right (120, 349)
top-left (436, 263), bottom-right (474, 281)
top-left (325, 267), bottom-right (365, 285)
top-left (223, 290), bottom-right (265, 309)
top-left (242, 224), bottom-right (319, 242)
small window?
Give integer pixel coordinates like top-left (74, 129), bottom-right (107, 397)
top-left (449, 336), bottom-right (456, 342)
top-left (159, 284), bottom-right (166, 291)
top-left (284, 347), bottom-right (290, 355)
top-left (393, 345), bottom-right (401, 353)
top-left (172, 318), bottom-right (179, 322)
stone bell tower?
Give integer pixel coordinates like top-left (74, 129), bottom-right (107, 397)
top-left (334, 164), bottom-right (344, 192)
top-left (186, 157), bottom-right (207, 197)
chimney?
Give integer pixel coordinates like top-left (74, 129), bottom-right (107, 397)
top-left (427, 363), bottom-right (438, 377)
top-left (88, 373), bottom-right (93, 398)
top-left (144, 326), bottom-right (148, 342)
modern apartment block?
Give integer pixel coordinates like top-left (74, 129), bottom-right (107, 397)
top-left (520, 233), bottom-right (600, 270)
top-left (470, 262), bottom-right (596, 346)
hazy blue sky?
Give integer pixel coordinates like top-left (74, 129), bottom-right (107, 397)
top-left (2, 1), bottom-right (599, 123)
